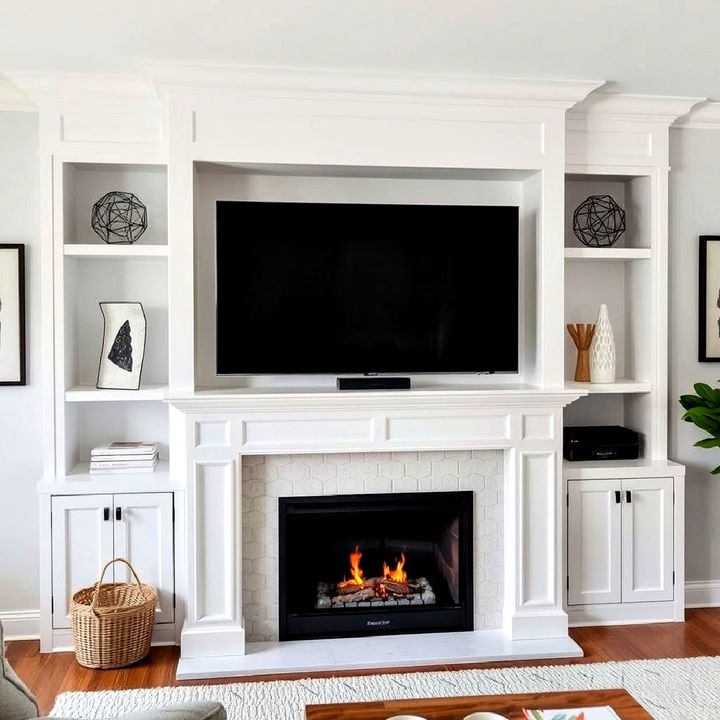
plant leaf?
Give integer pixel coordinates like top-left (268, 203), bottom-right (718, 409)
top-left (694, 383), bottom-right (717, 403)
top-left (695, 438), bottom-right (720, 449)
top-left (711, 465), bottom-right (720, 475)
top-left (680, 394), bottom-right (710, 410)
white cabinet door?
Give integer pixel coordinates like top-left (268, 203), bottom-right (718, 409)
top-left (621, 477), bottom-right (674, 603)
top-left (113, 493), bottom-right (175, 624)
top-left (567, 480), bottom-right (622, 606)
top-left (51, 495), bottom-right (114, 629)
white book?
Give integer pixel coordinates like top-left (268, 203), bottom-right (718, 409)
top-left (91, 442), bottom-right (158, 457)
top-left (90, 458), bottom-right (159, 469)
top-left (89, 458), bottom-right (159, 475)
top-left (91, 452), bottom-right (158, 463)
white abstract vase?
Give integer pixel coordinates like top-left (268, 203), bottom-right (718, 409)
top-left (590, 304), bottom-right (616, 383)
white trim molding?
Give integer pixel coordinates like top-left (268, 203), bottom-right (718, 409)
top-left (685, 580), bottom-right (720, 608)
top-left (142, 61), bottom-right (605, 109)
top-left (0, 78), bottom-right (35, 112)
top-left (674, 102), bottom-right (720, 130)
top-left (570, 92), bottom-right (704, 125)
top-left (0, 610), bottom-right (40, 640)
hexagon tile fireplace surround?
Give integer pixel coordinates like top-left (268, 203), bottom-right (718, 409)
top-left (170, 387), bottom-right (584, 679)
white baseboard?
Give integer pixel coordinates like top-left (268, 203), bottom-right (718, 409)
top-left (0, 610), bottom-right (40, 640)
top-left (685, 580), bottom-right (720, 608)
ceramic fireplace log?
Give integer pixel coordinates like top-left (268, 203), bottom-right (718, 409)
top-left (331, 587), bottom-right (375, 604)
top-left (380, 579), bottom-right (410, 595)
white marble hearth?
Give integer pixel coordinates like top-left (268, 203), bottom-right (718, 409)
top-left (169, 387), bottom-right (584, 678)
top-left (176, 630), bottom-right (583, 680)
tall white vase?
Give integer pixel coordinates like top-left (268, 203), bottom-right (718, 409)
top-left (590, 303), bottom-right (616, 383)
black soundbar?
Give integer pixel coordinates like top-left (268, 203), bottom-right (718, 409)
top-left (337, 377), bottom-right (411, 391)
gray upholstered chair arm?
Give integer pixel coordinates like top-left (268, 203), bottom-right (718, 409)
top-left (0, 622), bottom-right (40, 720)
top-left (43, 702), bottom-right (227, 720)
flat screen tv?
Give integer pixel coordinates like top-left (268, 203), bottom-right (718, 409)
top-left (216, 201), bottom-right (519, 375)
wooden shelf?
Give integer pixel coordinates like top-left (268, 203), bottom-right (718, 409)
top-left (564, 379), bottom-right (652, 394)
top-left (564, 247), bottom-right (651, 260)
top-left (65, 384), bottom-right (167, 402)
top-left (64, 244), bottom-right (168, 259)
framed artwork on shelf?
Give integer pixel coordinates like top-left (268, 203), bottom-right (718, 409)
top-left (699, 236), bottom-right (720, 361)
top-left (0, 244), bottom-right (26, 386)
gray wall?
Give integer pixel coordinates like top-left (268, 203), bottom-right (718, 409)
top-left (0, 111), bottom-right (41, 626)
top-left (669, 127), bottom-right (720, 583)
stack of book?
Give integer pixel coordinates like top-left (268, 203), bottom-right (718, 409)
top-left (90, 442), bottom-right (159, 474)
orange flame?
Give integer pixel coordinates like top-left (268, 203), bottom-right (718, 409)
top-left (383, 552), bottom-right (407, 583)
top-left (339, 546), bottom-right (365, 587)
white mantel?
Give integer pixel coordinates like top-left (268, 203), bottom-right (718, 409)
top-left (169, 386), bottom-right (584, 677)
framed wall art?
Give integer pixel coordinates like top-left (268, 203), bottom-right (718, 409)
top-left (699, 236), bottom-right (720, 361)
top-left (0, 244), bottom-right (26, 385)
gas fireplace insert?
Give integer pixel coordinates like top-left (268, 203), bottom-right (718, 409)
top-left (278, 491), bottom-right (474, 641)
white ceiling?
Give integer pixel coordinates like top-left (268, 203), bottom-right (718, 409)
top-left (1, 0), bottom-right (719, 99)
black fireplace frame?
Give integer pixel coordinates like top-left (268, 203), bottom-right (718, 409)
top-left (278, 491), bottom-right (474, 641)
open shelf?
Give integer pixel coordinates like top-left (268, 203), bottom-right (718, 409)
top-left (565, 379), bottom-right (652, 394)
top-left (565, 174), bottom-right (652, 250)
top-left (62, 162), bottom-right (168, 246)
top-left (64, 244), bottom-right (168, 259)
top-left (65, 384), bottom-right (167, 402)
top-left (564, 247), bottom-right (651, 260)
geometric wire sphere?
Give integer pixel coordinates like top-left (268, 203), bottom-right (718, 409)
top-left (91, 191), bottom-right (148, 245)
top-left (572, 194), bottom-right (626, 248)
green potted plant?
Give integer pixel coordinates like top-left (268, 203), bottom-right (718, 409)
top-left (680, 382), bottom-right (720, 473)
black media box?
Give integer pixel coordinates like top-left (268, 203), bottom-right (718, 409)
top-left (563, 425), bottom-right (640, 462)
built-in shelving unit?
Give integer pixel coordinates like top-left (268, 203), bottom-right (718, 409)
top-left (53, 160), bottom-right (170, 476)
top-left (563, 167), bottom-right (663, 461)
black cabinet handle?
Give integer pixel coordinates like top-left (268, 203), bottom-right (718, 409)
top-left (115, 506), bottom-right (122, 521)
top-left (103, 507), bottom-right (110, 521)
top-left (626, 490), bottom-right (632, 503)
top-left (614, 490), bottom-right (621, 504)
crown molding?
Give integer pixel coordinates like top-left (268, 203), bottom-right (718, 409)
top-left (4, 71), bottom-right (159, 108)
top-left (674, 101), bottom-right (720, 129)
top-left (0, 78), bottom-right (36, 111)
top-left (141, 61), bottom-right (604, 109)
top-left (568, 91), bottom-right (705, 125)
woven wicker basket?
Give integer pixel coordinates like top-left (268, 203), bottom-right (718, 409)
top-left (70, 557), bottom-right (157, 669)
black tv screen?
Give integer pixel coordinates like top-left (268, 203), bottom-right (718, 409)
top-left (216, 201), bottom-right (519, 375)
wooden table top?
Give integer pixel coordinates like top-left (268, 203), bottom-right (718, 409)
top-left (305, 688), bottom-right (653, 720)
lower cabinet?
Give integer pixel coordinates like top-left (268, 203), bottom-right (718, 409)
top-left (51, 492), bottom-right (174, 629)
top-left (567, 477), bottom-right (674, 607)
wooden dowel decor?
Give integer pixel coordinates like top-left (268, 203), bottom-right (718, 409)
top-left (567, 323), bottom-right (596, 382)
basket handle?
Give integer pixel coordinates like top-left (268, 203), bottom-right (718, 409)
top-left (90, 557), bottom-right (144, 613)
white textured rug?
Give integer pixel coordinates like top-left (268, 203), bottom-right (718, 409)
top-left (51, 657), bottom-right (720, 720)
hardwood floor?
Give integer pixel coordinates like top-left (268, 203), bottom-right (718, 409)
top-left (8, 608), bottom-right (720, 714)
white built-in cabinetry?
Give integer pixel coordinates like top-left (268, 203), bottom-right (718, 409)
top-left (561, 95), bottom-right (687, 626)
top-left (50, 493), bottom-right (175, 631)
top-left (18, 67), bottom-right (698, 658)
top-left (568, 477), bottom-right (674, 607)
top-left (38, 158), bottom-right (180, 651)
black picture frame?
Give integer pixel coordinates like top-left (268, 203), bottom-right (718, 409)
top-left (699, 236), bottom-right (720, 361)
top-left (0, 244), bottom-right (26, 386)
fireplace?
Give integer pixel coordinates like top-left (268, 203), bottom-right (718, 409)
top-left (278, 491), bottom-right (474, 641)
